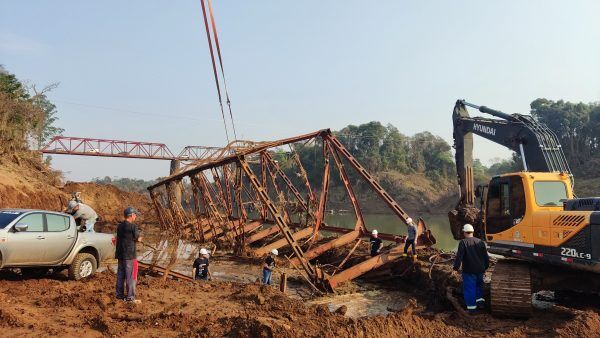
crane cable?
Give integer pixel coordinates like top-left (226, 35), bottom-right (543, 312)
top-left (200, 0), bottom-right (230, 143)
top-left (206, 0), bottom-right (238, 141)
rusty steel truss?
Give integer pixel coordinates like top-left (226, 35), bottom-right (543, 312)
top-left (148, 129), bottom-right (436, 291)
top-left (41, 136), bottom-right (218, 161)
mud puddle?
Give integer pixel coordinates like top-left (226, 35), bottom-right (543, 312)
top-left (309, 288), bottom-right (411, 318)
top-left (137, 237), bottom-right (415, 317)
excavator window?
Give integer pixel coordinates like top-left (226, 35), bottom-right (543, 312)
top-left (486, 176), bottom-right (526, 234)
top-left (533, 181), bottom-right (567, 206)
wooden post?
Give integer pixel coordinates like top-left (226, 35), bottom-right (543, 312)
top-left (279, 272), bottom-right (287, 293)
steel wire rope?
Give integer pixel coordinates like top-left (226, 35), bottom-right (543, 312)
top-left (200, 0), bottom-right (230, 143)
top-left (207, 0), bottom-right (238, 140)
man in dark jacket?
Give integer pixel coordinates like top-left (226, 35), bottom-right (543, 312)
top-left (453, 223), bottom-right (489, 313)
top-left (115, 207), bottom-right (142, 303)
top-left (369, 229), bottom-right (382, 257)
top-left (193, 248), bottom-right (211, 281)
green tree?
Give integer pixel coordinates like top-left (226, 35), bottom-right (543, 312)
top-left (0, 66), bottom-right (64, 154)
top-left (530, 98), bottom-right (599, 177)
top-left (0, 65), bottom-right (29, 101)
top-left (30, 83), bottom-right (64, 148)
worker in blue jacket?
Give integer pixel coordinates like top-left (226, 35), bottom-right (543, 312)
top-left (453, 223), bottom-right (490, 313)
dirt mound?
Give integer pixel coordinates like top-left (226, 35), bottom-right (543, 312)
top-left (0, 157), bottom-right (65, 210)
top-left (63, 182), bottom-right (155, 225)
top-left (0, 157), bottom-right (155, 231)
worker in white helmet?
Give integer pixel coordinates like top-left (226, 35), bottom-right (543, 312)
top-left (192, 248), bottom-right (211, 281)
top-left (262, 249), bottom-right (278, 285)
top-left (453, 224), bottom-right (490, 313)
top-left (403, 218), bottom-right (417, 258)
top-left (369, 229), bottom-right (382, 257)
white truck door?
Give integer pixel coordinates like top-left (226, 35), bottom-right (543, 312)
top-left (4, 213), bottom-right (47, 265)
top-left (44, 213), bottom-right (76, 264)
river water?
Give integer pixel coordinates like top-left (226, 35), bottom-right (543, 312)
top-left (325, 213), bottom-right (458, 251)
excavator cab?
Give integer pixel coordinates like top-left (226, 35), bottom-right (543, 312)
top-left (484, 174), bottom-right (527, 239)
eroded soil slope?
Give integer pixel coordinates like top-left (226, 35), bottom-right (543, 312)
top-left (63, 182), bottom-right (155, 224)
top-left (0, 158), bottom-right (154, 226)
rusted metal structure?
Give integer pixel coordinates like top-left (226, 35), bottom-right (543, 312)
top-left (41, 136), bottom-right (215, 161)
top-left (147, 129), bottom-right (436, 291)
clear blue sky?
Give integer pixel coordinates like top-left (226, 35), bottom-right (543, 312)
top-left (2, 1), bottom-right (599, 181)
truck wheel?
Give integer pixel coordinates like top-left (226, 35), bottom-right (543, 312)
top-left (68, 253), bottom-right (97, 280)
top-left (21, 267), bottom-right (50, 279)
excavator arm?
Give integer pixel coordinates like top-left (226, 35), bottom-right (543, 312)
top-left (450, 99), bottom-right (572, 239)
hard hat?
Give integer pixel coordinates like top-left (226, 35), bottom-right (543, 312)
top-left (463, 224), bottom-right (475, 232)
top-left (66, 200), bottom-right (79, 212)
top-left (372, 229), bottom-right (378, 235)
top-left (271, 249), bottom-right (278, 256)
top-left (406, 217), bottom-right (413, 224)
top-left (199, 248), bottom-right (209, 256)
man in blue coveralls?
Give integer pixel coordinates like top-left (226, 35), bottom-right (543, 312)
top-left (453, 223), bottom-right (490, 313)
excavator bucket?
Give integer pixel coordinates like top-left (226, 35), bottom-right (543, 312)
top-left (448, 206), bottom-right (481, 240)
top-left (416, 217), bottom-right (436, 246)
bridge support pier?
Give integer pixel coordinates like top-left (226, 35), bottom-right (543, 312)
top-left (170, 160), bottom-right (181, 203)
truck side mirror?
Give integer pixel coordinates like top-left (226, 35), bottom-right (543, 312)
top-left (14, 223), bottom-right (28, 232)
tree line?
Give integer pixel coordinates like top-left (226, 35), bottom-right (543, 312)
top-left (0, 65), bottom-right (63, 157)
top-left (91, 176), bottom-right (160, 194)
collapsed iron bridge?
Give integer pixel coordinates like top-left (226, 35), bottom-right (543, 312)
top-left (148, 129), bottom-right (436, 291)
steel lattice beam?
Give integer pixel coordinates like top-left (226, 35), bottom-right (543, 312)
top-left (40, 136), bottom-right (212, 161)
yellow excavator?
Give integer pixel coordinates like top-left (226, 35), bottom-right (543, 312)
top-left (449, 100), bottom-right (600, 317)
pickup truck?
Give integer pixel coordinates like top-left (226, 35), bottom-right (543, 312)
top-left (0, 209), bottom-right (115, 280)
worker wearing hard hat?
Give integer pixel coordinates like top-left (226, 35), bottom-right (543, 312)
top-left (369, 229), bottom-right (382, 257)
top-left (262, 249), bottom-right (278, 285)
top-left (115, 207), bottom-right (142, 303)
top-left (453, 223), bottom-right (490, 313)
top-left (192, 248), bottom-right (211, 281)
top-left (65, 200), bottom-right (98, 232)
top-left (403, 218), bottom-right (417, 257)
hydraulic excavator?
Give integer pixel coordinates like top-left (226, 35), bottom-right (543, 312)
top-left (449, 99), bottom-right (600, 317)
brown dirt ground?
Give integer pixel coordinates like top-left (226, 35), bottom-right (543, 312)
top-left (0, 266), bottom-right (598, 337)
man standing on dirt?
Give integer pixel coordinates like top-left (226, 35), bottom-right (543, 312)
top-left (65, 200), bottom-right (98, 233)
top-left (403, 218), bottom-right (417, 257)
top-left (115, 207), bottom-right (142, 304)
top-left (370, 229), bottom-right (382, 257)
top-left (262, 249), bottom-right (277, 285)
top-left (453, 223), bottom-right (489, 313)
top-left (192, 248), bottom-right (211, 281)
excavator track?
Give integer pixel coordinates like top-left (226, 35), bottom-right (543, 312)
top-left (490, 259), bottom-right (532, 317)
